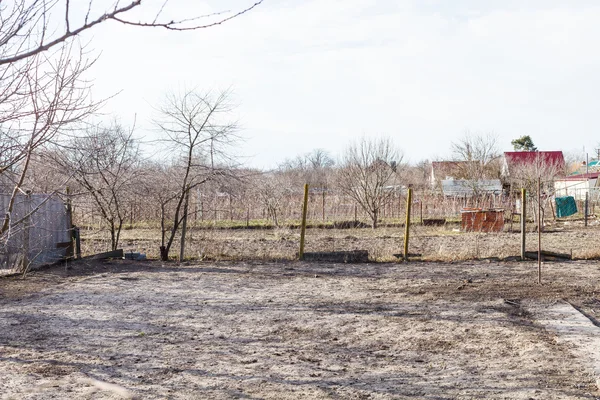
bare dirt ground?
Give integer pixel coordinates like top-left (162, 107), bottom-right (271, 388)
top-left (2, 258), bottom-right (600, 399)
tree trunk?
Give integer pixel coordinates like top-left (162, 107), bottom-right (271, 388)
top-left (115, 219), bottom-right (123, 251)
top-left (179, 187), bottom-right (190, 263)
top-left (110, 220), bottom-right (116, 251)
top-left (160, 246), bottom-right (169, 261)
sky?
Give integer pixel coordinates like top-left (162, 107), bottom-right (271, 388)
top-left (75, 0), bottom-right (600, 168)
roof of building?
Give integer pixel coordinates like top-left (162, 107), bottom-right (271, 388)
top-left (504, 151), bottom-right (565, 168)
top-left (441, 179), bottom-right (503, 197)
top-left (568, 160), bottom-right (600, 176)
top-left (556, 172), bottom-right (600, 181)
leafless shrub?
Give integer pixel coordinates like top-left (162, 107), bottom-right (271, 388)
top-left (337, 137), bottom-right (404, 228)
top-left (54, 121), bottom-right (141, 250)
top-left (451, 132), bottom-right (502, 196)
top-left (508, 155), bottom-right (565, 230)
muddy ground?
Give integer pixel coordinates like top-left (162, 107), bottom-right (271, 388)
top-left (2, 258), bottom-right (600, 399)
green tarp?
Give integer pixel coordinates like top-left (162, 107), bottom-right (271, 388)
top-left (555, 196), bottom-right (577, 217)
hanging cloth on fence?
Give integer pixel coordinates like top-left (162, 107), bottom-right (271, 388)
top-left (555, 196), bottom-right (577, 217)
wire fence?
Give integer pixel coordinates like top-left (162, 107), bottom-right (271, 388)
top-left (71, 185), bottom-right (599, 233)
top-left (69, 184), bottom-right (600, 262)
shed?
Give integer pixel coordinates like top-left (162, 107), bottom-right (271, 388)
top-left (0, 194), bottom-right (71, 271)
top-left (461, 208), bottom-right (504, 232)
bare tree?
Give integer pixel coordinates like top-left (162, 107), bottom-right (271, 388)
top-left (0, 43), bottom-right (97, 237)
top-left (55, 121), bottom-right (141, 250)
top-left (250, 171), bottom-right (290, 227)
top-left (337, 137), bottom-right (404, 228)
top-left (138, 160), bottom-right (182, 253)
top-left (451, 132), bottom-right (501, 195)
top-left (281, 148), bottom-right (335, 191)
top-left (404, 159), bottom-right (432, 191)
top-left (508, 154), bottom-right (565, 230)
top-left (154, 89), bottom-right (239, 261)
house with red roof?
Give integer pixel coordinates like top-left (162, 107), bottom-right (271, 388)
top-left (502, 151), bottom-right (565, 178)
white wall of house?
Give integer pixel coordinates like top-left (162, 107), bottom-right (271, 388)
top-left (554, 179), bottom-right (597, 200)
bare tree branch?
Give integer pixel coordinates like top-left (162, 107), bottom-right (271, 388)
top-left (0, 0), bottom-right (263, 65)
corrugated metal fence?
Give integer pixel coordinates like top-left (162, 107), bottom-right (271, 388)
top-left (0, 194), bottom-right (71, 273)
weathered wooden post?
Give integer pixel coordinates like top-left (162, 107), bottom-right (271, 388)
top-left (322, 190), bottom-right (326, 222)
top-left (404, 188), bottom-right (412, 261)
top-left (21, 192), bottom-right (31, 272)
top-left (537, 177), bottom-right (542, 284)
top-left (65, 187), bottom-right (74, 259)
top-left (585, 191), bottom-right (589, 227)
top-left (130, 200), bottom-right (134, 229)
top-left (74, 227), bottom-right (81, 260)
top-left (299, 184), bottom-right (309, 260)
top-left (521, 188), bottom-right (526, 261)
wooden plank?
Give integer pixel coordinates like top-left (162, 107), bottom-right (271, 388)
top-left (422, 218), bottom-right (446, 226)
top-left (393, 253), bottom-right (422, 259)
top-left (302, 250), bottom-right (369, 263)
top-left (524, 250), bottom-right (571, 261)
top-left (80, 249), bottom-right (124, 261)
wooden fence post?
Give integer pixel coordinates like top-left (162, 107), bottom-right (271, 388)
top-left (74, 227), bottom-right (82, 260)
top-left (585, 191), bottom-right (589, 227)
top-left (299, 184), bottom-right (309, 260)
top-left (21, 193), bottom-right (32, 272)
top-left (322, 190), bottom-right (326, 222)
top-left (404, 188), bottom-right (412, 262)
top-left (521, 188), bottom-right (526, 261)
top-left (537, 178), bottom-right (542, 284)
top-left (65, 187), bottom-right (74, 259)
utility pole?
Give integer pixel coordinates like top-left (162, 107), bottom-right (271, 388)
top-left (586, 153), bottom-right (589, 175)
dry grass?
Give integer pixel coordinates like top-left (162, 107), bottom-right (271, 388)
top-left (79, 218), bottom-right (600, 262)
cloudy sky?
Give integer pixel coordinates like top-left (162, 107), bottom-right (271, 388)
top-left (79, 0), bottom-right (600, 168)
